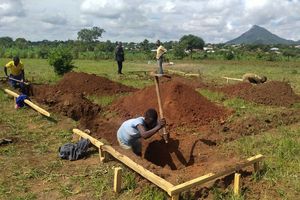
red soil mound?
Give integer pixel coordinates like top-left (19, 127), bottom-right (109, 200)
top-left (33, 88), bottom-right (100, 121)
top-left (49, 71), bottom-right (136, 95)
top-left (32, 72), bottom-right (136, 121)
top-left (112, 80), bottom-right (229, 127)
top-left (220, 81), bottom-right (300, 106)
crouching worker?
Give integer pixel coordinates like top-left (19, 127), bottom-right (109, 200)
top-left (242, 73), bottom-right (267, 84)
top-left (117, 108), bottom-right (166, 156)
top-left (4, 56), bottom-right (25, 88)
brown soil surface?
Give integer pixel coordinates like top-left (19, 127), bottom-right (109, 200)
top-left (111, 80), bottom-right (230, 128)
top-left (29, 72), bottom-right (300, 186)
top-left (44, 71), bottom-right (137, 95)
top-left (220, 81), bottom-right (300, 106)
top-left (32, 72), bottom-right (136, 121)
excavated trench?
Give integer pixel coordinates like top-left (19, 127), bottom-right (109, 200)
top-left (32, 72), bottom-right (300, 183)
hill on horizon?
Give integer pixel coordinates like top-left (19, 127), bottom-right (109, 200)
top-left (226, 25), bottom-right (299, 45)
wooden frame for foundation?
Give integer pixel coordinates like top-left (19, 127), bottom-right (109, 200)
top-left (222, 76), bottom-right (243, 83)
top-left (73, 129), bottom-right (264, 199)
top-left (167, 69), bottom-right (200, 77)
top-left (4, 89), bottom-right (51, 117)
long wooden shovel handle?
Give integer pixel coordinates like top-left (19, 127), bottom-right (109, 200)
top-left (154, 76), bottom-right (168, 143)
top-left (8, 77), bottom-right (30, 85)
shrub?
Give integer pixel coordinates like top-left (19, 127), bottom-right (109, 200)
top-left (48, 45), bottom-right (74, 75)
top-left (224, 51), bottom-right (235, 60)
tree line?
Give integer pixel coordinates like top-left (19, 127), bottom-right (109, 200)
top-left (0, 26), bottom-right (299, 62)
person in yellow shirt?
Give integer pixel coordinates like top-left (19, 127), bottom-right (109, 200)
top-left (4, 56), bottom-right (25, 88)
top-left (156, 40), bottom-right (167, 74)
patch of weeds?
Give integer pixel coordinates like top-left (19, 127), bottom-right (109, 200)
top-left (291, 102), bottom-right (300, 108)
top-left (198, 89), bottom-right (226, 103)
top-left (223, 98), bottom-right (256, 115)
top-left (140, 186), bottom-right (167, 200)
top-left (33, 142), bottom-right (50, 154)
top-left (47, 160), bottom-right (64, 171)
top-left (87, 95), bottom-right (117, 107)
top-left (14, 192), bottom-right (37, 200)
top-left (276, 188), bottom-right (287, 198)
top-left (53, 130), bottom-right (73, 141)
top-left (0, 181), bottom-right (9, 196)
top-left (90, 166), bottom-right (113, 198)
top-left (59, 183), bottom-right (74, 198)
top-left (211, 187), bottom-right (245, 200)
top-left (222, 125), bottom-right (300, 198)
top-left (70, 174), bottom-right (86, 189)
top-left (0, 144), bottom-right (18, 156)
top-left (23, 168), bottom-right (46, 180)
top-left (123, 171), bottom-right (136, 191)
top-left (15, 180), bottom-right (30, 193)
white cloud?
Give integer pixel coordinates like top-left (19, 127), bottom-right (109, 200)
top-left (80, 0), bottom-right (126, 18)
top-left (0, 0), bottom-right (299, 43)
top-left (0, 0), bottom-right (25, 17)
top-left (42, 14), bottom-right (68, 25)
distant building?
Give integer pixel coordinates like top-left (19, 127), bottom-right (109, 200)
top-left (295, 45), bottom-right (300, 49)
top-left (203, 46), bottom-right (214, 53)
top-left (270, 47), bottom-right (279, 51)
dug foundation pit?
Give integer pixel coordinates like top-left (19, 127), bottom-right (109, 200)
top-left (31, 72), bottom-right (299, 185)
top-left (219, 81), bottom-right (300, 107)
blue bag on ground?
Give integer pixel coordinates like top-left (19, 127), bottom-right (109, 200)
top-left (58, 138), bottom-right (91, 161)
top-left (16, 94), bottom-right (28, 108)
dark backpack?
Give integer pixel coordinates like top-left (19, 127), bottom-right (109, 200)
top-left (58, 138), bottom-right (91, 161)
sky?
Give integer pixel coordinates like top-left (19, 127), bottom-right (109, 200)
top-left (0, 0), bottom-right (300, 43)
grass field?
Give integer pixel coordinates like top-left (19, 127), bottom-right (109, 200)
top-left (0, 58), bottom-right (299, 200)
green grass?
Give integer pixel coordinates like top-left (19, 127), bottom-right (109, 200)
top-left (87, 95), bottom-right (119, 107)
top-left (1, 58), bottom-right (300, 199)
top-left (221, 125), bottom-right (300, 199)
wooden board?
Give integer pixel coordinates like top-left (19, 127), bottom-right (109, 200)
top-left (4, 88), bottom-right (50, 117)
top-left (72, 129), bottom-right (174, 193)
top-left (169, 154), bottom-right (264, 195)
top-left (73, 129), bottom-right (264, 197)
top-left (222, 76), bottom-right (243, 81)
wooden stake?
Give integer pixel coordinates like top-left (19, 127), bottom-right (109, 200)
top-left (169, 154), bottom-right (264, 196)
top-left (99, 148), bottom-right (108, 163)
top-left (114, 167), bottom-right (122, 193)
top-left (234, 173), bottom-right (241, 196)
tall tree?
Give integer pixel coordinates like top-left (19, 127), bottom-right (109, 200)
top-left (179, 34), bottom-right (205, 58)
top-left (15, 38), bottom-right (28, 49)
top-left (77, 26), bottom-right (105, 42)
top-left (0, 37), bottom-right (14, 48)
top-left (140, 39), bottom-right (150, 51)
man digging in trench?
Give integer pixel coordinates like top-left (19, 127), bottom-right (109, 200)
top-left (117, 108), bottom-right (166, 156)
top-left (242, 73), bottom-right (267, 84)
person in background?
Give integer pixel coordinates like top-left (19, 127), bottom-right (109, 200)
top-left (115, 42), bottom-right (124, 74)
top-left (4, 56), bottom-right (25, 88)
top-left (156, 40), bottom-right (167, 74)
top-left (117, 108), bottom-right (166, 156)
top-left (242, 73), bottom-right (267, 84)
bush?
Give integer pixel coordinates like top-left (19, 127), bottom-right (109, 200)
top-left (224, 51), bottom-right (235, 60)
top-left (48, 45), bottom-right (74, 75)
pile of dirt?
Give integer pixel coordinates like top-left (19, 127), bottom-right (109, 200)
top-left (43, 72), bottom-right (137, 96)
top-left (32, 72), bottom-right (136, 121)
top-left (220, 81), bottom-right (300, 106)
top-left (111, 80), bottom-right (229, 127)
top-left (33, 89), bottom-right (100, 121)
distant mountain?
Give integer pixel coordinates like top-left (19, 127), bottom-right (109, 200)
top-left (226, 25), bottom-right (297, 45)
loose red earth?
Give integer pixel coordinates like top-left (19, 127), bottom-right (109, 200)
top-left (32, 72), bottom-right (300, 185)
